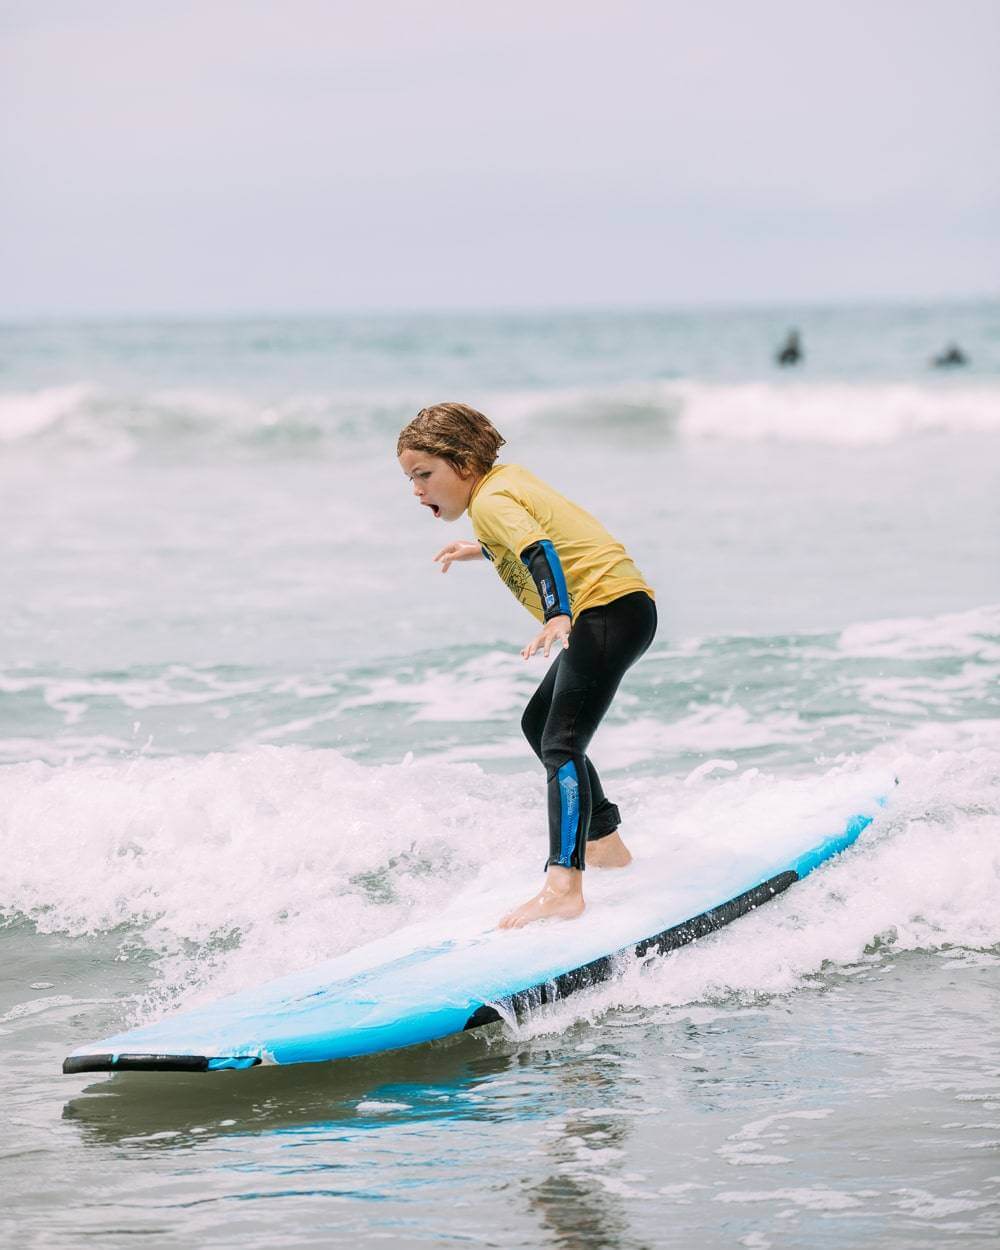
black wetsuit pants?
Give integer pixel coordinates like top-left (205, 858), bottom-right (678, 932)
top-left (520, 591), bottom-right (657, 870)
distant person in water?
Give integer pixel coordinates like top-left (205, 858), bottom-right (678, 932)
top-left (397, 403), bottom-right (657, 929)
top-left (776, 329), bottom-right (802, 366)
top-left (932, 343), bottom-right (968, 368)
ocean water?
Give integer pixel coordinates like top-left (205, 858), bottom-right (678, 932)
top-left (2, 303), bottom-right (999, 1248)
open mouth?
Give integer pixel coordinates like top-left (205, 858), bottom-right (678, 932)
top-left (423, 502), bottom-right (441, 518)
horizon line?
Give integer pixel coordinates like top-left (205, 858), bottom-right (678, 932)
top-left (2, 291), bottom-right (999, 326)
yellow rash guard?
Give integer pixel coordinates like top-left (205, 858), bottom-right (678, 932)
top-left (467, 464), bottom-right (654, 624)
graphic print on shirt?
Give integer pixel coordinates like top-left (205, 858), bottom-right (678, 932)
top-left (496, 551), bottom-right (533, 603)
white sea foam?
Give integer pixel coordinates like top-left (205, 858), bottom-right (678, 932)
top-left (0, 383), bottom-right (359, 457)
top-left (0, 994), bottom-right (76, 1023)
top-left (490, 379), bottom-right (1000, 446)
top-left (0, 384), bottom-right (97, 442)
top-left (667, 380), bottom-right (1000, 445)
top-left (837, 603), bottom-right (1000, 661)
top-left (0, 746), bottom-right (535, 1008)
top-left (714, 1187), bottom-right (863, 1210)
top-left (594, 708), bottom-right (817, 770)
top-left (338, 652), bottom-right (535, 723)
top-left (1, 727), bottom-right (996, 1029)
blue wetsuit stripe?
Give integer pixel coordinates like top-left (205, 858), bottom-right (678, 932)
top-left (556, 760), bottom-right (580, 865)
top-left (539, 540), bottom-right (571, 617)
top-left (520, 540), bottom-right (571, 620)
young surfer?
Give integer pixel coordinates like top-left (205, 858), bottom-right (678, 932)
top-left (397, 403), bottom-right (657, 929)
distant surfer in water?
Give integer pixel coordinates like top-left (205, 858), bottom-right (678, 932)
top-left (397, 403), bottom-right (657, 929)
top-left (932, 342), bottom-right (968, 368)
top-left (776, 329), bottom-right (802, 366)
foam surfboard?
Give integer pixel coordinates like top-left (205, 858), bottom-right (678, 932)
top-left (63, 783), bottom-right (889, 1075)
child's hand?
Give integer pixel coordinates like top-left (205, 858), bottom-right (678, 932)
top-left (521, 615), bottom-right (571, 659)
top-left (433, 541), bottom-right (483, 573)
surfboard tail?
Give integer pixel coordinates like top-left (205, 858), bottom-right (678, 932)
top-left (62, 1052), bottom-right (262, 1074)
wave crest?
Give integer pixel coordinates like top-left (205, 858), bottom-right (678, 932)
top-left (492, 379), bottom-right (1000, 446)
top-left (3, 379), bottom-right (999, 456)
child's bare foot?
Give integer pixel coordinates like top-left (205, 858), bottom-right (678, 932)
top-left (586, 831), bottom-right (632, 868)
top-left (498, 866), bottom-right (585, 929)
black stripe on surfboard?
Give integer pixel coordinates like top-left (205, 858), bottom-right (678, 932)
top-left (462, 868), bottom-right (799, 1031)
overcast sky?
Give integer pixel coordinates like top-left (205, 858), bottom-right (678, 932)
top-left (1, 0), bottom-right (998, 316)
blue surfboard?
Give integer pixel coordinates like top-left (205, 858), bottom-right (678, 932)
top-left (63, 784), bottom-right (888, 1075)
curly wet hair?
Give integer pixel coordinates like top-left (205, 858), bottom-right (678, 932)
top-left (396, 403), bottom-right (506, 478)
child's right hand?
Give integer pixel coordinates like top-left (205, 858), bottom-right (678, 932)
top-left (433, 541), bottom-right (483, 573)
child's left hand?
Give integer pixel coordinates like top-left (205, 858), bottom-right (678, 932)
top-left (521, 615), bottom-right (571, 660)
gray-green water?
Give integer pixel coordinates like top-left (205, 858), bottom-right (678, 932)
top-left (2, 304), bottom-right (999, 1246)
top-left (5, 945), bottom-right (999, 1248)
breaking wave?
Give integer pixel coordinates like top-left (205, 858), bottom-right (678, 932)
top-left (3, 378), bottom-right (999, 457)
